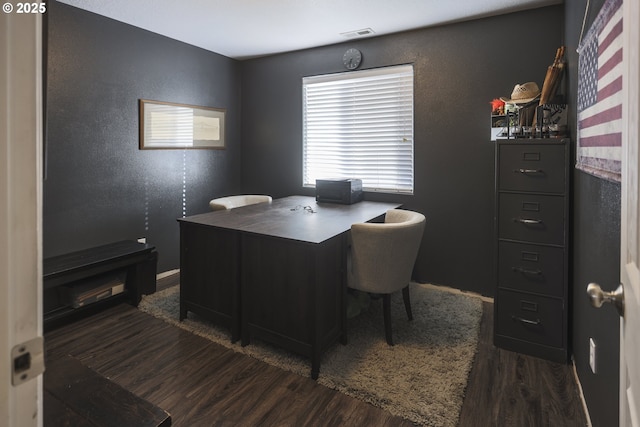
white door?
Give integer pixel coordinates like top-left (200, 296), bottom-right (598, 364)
top-left (620, 0), bottom-right (640, 424)
top-left (0, 11), bottom-right (45, 427)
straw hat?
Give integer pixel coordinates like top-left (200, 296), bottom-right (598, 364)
top-left (500, 82), bottom-right (541, 104)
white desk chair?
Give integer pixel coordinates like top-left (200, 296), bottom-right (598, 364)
top-left (209, 195), bottom-right (272, 211)
top-left (348, 209), bottom-right (426, 345)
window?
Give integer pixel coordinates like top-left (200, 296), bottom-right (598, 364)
top-left (302, 64), bottom-right (414, 194)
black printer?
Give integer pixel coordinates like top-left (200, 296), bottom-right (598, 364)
top-left (315, 178), bottom-right (363, 204)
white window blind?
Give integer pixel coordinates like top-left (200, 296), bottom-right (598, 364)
top-left (144, 103), bottom-right (194, 147)
top-left (303, 64), bottom-right (414, 194)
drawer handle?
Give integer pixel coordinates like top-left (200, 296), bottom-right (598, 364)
top-left (513, 218), bottom-right (543, 225)
top-left (513, 168), bottom-right (543, 174)
top-left (512, 266), bottom-right (542, 275)
top-left (512, 316), bottom-right (541, 326)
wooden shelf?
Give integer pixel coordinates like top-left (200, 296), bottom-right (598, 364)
top-left (43, 240), bottom-right (157, 331)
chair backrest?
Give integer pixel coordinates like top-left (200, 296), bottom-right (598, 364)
top-left (348, 209), bottom-right (426, 294)
top-left (209, 195), bottom-right (272, 211)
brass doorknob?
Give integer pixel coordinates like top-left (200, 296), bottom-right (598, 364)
top-left (587, 282), bottom-right (624, 317)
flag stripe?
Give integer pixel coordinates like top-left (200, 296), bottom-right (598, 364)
top-left (579, 105), bottom-right (622, 128)
top-left (599, 49), bottom-right (623, 78)
top-left (579, 88), bottom-right (623, 118)
top-left (598, 61), bottom-right (623, 89)
top-left (577, 132), bottom-right (622, 147)
top-left (599, 12), bottom-right (623, 52)
top-left (579, 119), bottom-right (622, 140)
top-left (579, 146), bottom-right (621, 160)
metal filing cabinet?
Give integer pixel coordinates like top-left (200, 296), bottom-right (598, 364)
top-left (494, 138), bottom-right (570, 363)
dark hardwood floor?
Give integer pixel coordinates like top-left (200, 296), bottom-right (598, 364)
top-left (459, 301), bottom-right (587, 427)
top-left (44, 274), bottom-right (588, 426)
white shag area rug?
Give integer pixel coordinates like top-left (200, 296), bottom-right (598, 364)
top-left (139, 283), bottom-right (483, 427)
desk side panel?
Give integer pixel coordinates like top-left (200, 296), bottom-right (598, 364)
top-left (180, 222), bottom-right (240, 332)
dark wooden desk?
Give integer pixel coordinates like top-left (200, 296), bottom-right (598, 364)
top-left (178, 195), bottom-right (400, 378)
top-left (45, 355), bottom-right (171, 427)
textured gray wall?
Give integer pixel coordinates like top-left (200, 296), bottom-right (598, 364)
top-left (240, 5), bottom-right (564, 297)
top-left (565, 0), bottom-right (621, 425)
top-left (44, 2), bottom-right (242, 272)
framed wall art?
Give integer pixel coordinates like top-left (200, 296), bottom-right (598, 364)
top-left (139, 99), bottom-right (226, 149)
top-left (576, 0), bottom-right (622, 182)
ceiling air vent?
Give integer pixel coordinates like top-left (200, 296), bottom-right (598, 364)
top-left (340, 28), bottom-right (375, 39)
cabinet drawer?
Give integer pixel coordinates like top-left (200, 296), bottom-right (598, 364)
top-left (495, 289), bottom-right (564, 348)
top-left (499, 193), bottom-right (565, 245)
top-left (498, 241), bottom-right (565, 297)
top-left (499, 144), bottom-right (566, 193)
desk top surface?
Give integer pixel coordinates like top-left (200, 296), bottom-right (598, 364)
top-left (45, 355), bottom-right (171, 427)
top-left (178, 195), bottom-right (401, 244)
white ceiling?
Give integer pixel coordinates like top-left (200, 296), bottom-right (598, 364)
top-left (56, 0), bottom-right (561, 59)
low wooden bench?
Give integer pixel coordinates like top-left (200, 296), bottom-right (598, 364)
top-left (43, 240), bottom-right (158, 331)
top-left (44, 355), bottom-right (171, 426)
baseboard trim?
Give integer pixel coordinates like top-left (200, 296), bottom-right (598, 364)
top-left (572, 356), bottom-right (593, 427)
top-left (156, 269), bottom-right (180, 280)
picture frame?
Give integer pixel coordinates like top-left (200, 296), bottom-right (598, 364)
top-left (139, 99), bottom-right (226, 149)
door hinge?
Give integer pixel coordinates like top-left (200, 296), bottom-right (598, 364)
top-left (12, 336), bottom-right (45, 386)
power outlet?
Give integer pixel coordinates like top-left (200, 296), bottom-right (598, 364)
top-left (589, 338), bottom-right (597, 374)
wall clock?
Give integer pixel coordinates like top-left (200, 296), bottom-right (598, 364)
top-left (343, 48), bottom-right (362, 70)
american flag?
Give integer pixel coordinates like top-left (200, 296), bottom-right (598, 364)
top-left (576, 0), bottom-right (623, 182)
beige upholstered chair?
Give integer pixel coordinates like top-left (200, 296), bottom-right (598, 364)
top-left (209, 195), bottom-right (272, 211)
top-left (348, 209), bottom-right (426, 345)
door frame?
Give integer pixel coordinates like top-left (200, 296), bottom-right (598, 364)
top-left (0, 11), bottom-right (44, 427)
top-left (620, 0), bottom-right (640, 424)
